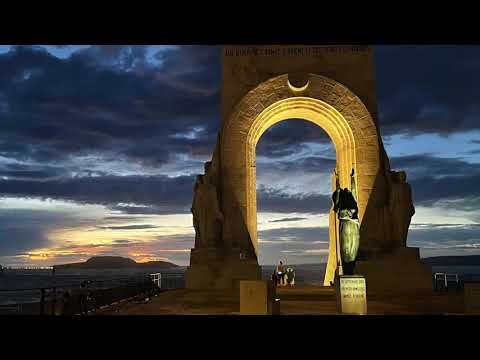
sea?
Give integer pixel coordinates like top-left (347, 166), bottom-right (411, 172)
top-left (0, 267), bottom-right (186, 306)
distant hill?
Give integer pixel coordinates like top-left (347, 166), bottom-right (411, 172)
top-left (55, 256), bottom-right (178, 269)
top-left (423, 255), bottom-right (480, 266)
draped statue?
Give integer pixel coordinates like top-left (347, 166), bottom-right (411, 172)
top-left (332, 168), bottom-right (360, 275)
top-left (387, 170), bottom-right (415, 249)
top-left (191, 161), bottom-right (224, 248)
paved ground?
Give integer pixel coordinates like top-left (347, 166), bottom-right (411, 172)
top-left (95, 285), bottom-right (468, 315)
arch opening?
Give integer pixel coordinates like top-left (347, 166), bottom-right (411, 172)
top-left (255, 118), bottom-right (335, 285)
top-left (245, 97), bottom-right (357, 285)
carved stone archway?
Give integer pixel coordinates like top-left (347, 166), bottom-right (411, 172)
top-left (220, 74), bottom-right (379, 285)
top-left (186, 46), bottom-right (433, 293)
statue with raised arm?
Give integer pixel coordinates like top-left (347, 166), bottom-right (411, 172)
top-left (332, 168), bottom-right (360, 275)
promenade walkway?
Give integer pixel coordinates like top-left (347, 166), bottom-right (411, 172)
top-left (95, 285), bottom-right (467, 315)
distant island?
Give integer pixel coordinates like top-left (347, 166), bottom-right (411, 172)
top-left (54, 256), bottom-right (179, 269)
top-left (423, 255), bottom-right (480, 266)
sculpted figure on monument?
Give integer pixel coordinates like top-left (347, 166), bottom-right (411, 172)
top-left (191, 175), bottom-right (203, 248)
top-left (191, 161), bottom-right (224, 248)
top-left (332, 168), bottom-right (360, 275)
top-left (388, 170), bottom-right (415, 248)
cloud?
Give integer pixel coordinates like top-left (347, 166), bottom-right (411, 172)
top-left (259, 226), bottom-right (329, 244)
top-left (0, 174), bottom-right (195, 215)
top-left (256, 119), bottom-right (332, 157)
top-left (376, 46), bottom-right (480, 137)
top-left (408, 223), bottom-right (480, 255)
top-left (387, 154), bottom-right (480, 212)
top-left (96, 224), bottom-right (160, 230)
top-left (257, 186), bottom-right (332, 214)
top-left (2, 45), bottom-right (480, 265)
top-left (269, 217), bottom-right (307, 223)
top-left (390, 154), bottom-right (475, 180)
top-left (0, 208), bottom-right (89, 256)
top-left (0, 45), bottom-right (220, 168)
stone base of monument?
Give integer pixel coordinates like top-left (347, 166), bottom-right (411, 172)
top-left (240, 280), bottom-right (278, 315)
top-left (335, 275), bottom-right (367, 315)
top-left (186, 248), bottom-right (262, 289)
top-left (355, 247), bottom-right (433, 294)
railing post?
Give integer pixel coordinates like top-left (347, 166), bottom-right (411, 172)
top-left (40, 288), bottom-right (45, 315)
top-left (52, 287), bottom-right (56, 315)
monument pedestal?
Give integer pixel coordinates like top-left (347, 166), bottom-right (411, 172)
top-left (355, 247), bottom-right (433, 294)
top-left (186, 248), bottom-right (262, 289)
top-left (240, 280), bottom-right (278, 315)
top-left (335, 275), bottom-right (367, 315)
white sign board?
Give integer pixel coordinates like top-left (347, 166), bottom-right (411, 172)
top-left (338, 276), bottom-right (367, 315)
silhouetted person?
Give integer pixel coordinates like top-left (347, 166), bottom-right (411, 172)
top-left (276, 261), bottom-right (285, 285)
top-left (87, 289), bottom-right (96, 312)
top-left (271, 270), bottom-right (278, 284)
top-left (62, 290), bottom-right (72, 315)
top-left (79, 281), bottom-right (88, 315)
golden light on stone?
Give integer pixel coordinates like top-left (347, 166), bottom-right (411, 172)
top-left (186, 45), bottom-right (434, 293)
top-left (287, 78), bottom-right (310, 93)
top-left (222, 75), bottom-right (374, 286)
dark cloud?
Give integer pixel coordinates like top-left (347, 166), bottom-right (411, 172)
top-left (259, 226), bottom-right (329, 243)
top-left (412, 223), bottom-right (480, 228)
top-left (408, 223), bottom-right (480, 248)
top-left (258, 186), bottom-right (332, 214)
top-left (258, 226), bottom-right (330, 265)
top-left (0, 208), bottom-right (89, 256)
top-left (375, 46), bottom-right (480, 137)
top-left (0, 163), bottom-right (67, 180)
top-left (0, 174), bottom-right (195, 215)
top-left (112, 239), bottom-right (132, 244)
top-left (411, 175), bottom-right (480, 210)
top-left (390, 154), bottom-right (476, 180)
top-left (269, 217), bottom-right (307, 223)
top-left (382, 154), bottom-right (480, 211)
top-left (96, 224), bottom-right (159, 230)
top-left (2, 45), bottom-right (480, 264)
top-left (102, 216), bottom-right (153, 222)
top-left (0, 45), bottom-right (220, 168)
top-left (256, 119), bottom-right (331, 158)
top-left (258, 155), bottom-right (336, 175)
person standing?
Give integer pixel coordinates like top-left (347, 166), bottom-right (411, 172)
top-left (276, 261), bottom-right (285, 285)
top-left (271, 270), bottom-right (278, 284)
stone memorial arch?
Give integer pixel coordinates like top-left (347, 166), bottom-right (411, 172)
top-left (186, 46), bottom-right (432, 292)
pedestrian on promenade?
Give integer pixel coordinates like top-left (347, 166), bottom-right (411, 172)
top-left (276, 261), bottom-right (285, 286)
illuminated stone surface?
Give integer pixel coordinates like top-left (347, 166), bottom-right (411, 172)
top-left (239, 280), bottom-right (276, 315)
top-left (186, 45), bottom-right (432, 293)
top-left (336, 275), bottom-right (367, 315)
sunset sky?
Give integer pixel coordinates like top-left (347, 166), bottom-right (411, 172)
top-left (1, 45), bottom-right (480, 267)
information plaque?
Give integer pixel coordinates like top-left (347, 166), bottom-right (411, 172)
top-left (336, 275), bottom-right (367, 315)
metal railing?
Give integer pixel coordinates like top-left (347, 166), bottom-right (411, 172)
top-left (150, 273), bottom-right (161, 288)
top-left (0, 271), bottom-right (186, 315)
top-left (433, 272), bottom-right (462, 292)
